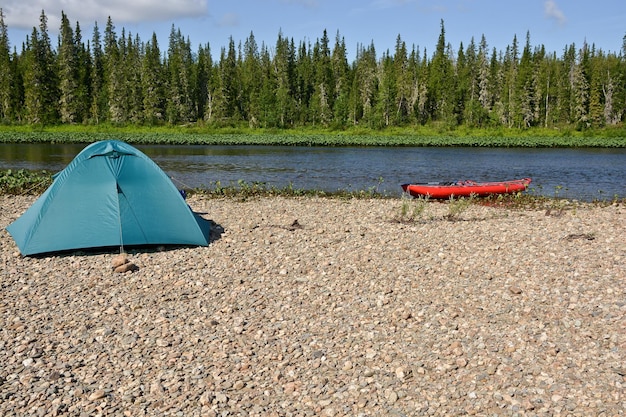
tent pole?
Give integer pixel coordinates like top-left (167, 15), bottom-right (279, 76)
top-left (116, 182), bottom-right (125, 254)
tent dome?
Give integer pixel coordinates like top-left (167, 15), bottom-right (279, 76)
top-left (7, 140), bottom-right (210, 255)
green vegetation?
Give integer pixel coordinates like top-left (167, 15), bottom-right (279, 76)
top-left (445, 194), bottom-right (475, 220)
top-left (398, 194), bottom-right (431, 222)
top-left (0, 169), bottom-right (52, 194)
top-left (0, 126), bottom-right (624, 147)
top-left (0, 169), bottom-right (386, 200)
top-left (0, 11), bottom-right (625, 143)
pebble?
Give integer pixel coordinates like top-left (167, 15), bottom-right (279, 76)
top-left (88, 390), bottom-right (106, 401)
top-left (1, 195), bottom-right (624, 415)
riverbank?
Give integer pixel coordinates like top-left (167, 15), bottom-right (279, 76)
top-left (1, 125), bottom-right (626, 147)
top-left (1, 194), bottom-right (624, 415)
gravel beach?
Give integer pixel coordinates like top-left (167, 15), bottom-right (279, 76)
top-left (1, 194), bottom-right (624, 416)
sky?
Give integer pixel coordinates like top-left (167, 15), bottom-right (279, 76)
top-left (2, 0), bottom-right (626, 61)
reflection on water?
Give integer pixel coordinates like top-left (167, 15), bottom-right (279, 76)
top-left (1, 143), bottom-right (625, 201)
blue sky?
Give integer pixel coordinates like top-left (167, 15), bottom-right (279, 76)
top-left (2, 1), bottom-right (625, 61)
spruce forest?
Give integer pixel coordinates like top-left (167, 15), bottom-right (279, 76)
top-left (1, 10), bottom-right (625, 132)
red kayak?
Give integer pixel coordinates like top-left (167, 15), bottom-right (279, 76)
top-left (401, 178), bottom-right (531, 199)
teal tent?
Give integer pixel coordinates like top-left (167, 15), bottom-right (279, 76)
top-left (6, 140), bottom-right (210, 256)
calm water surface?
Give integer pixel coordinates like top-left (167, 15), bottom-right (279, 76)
top-left (1, 143), bottom-right (625, 201)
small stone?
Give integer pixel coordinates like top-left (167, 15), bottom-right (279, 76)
top-left (523, 399), bottom-right (535, 410)
top-left (311, 350), bottom-right (324, 359)
top-left (150, 381), bottom-right (164, 394)
top-left (48, 371), bottom-right (61, 381)
top-left (88, 390), bottom-right (106, 401)
top-left (386, 390), bottom-right (398, 403)
top-left (199, 392), bottom-right (214, 406)
top-left (357, 396), bottom-right (368, 408)
top-left (111, 254), bottom-right (128, 268)
top-left (551, 394), bottom-right (563, 403)
top-left (114, 262), bottom-right (138, 273)
top-left (509, 286), bottom-right (523, 295)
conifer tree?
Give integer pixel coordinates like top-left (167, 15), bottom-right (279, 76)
top-left (572, 43), bottom-right (591, 129)
top-left (405, 45), bottom-right (423, 125)
top-left (58, 12), bottom-right (80, 123)
top-left (197, 43), bottom-right (215, 123)
top-left (538, 49), bottom-right (558, 127)
top-left (597, 51), bottom-right (623, 125)
top-left (23, 11), bottom-right (58, 125)
top-left (427, 20), bottom-right (454, 123)
top-left (90, 22), bottom-right (106, 123)
top-left (126, 33), bottom-right (144, 123)
top-left (258, 43), bottom-right (277, 126)
top-left (413, 47), bottom-right (430, 124)
top-left (165, 27), bottom-right (197, 123)
top-left (331, 31), bottom-right (350, 127)
top-left (455, 40), bottom-right (471, 125)
top-left (294, 40), bottom-right (314, 124)
top-left (217, 36), bottom-right (240, 121)
top-left (310, 30), bottom-right (333, 125)
top-left (392, 35), bottom-right (413, 125)
top-left (477, 35), bottom-right (491, 114)
top-left (500, 35), bottom-right (519, 127)
top-left (74, 22), bottom-right (92, 123)
top-left (194, 44), bottom-right (208, 120)
top-left (273, 32), bottom-right (296, 127)
top-left (142, 33), bottom-right (164, 124)
top-left (556, 44), bottom-right (576, 125)
top-left (354, 42), bottom-right (377, 125)
top-left (488, 47), bottom-right (503, 126)
top-left (588, 50), bottom-right (604, 127)
top-left (240, 32), bottom-right (262, 126)
top-left (0, 9), bottom-right (15, 121)
top-left (516, 32), bottom-right (538, 128)
top-left (11, 48), bottom-right (24, 121)
top-left (210, 47), bottom-right (228, 122)
top-left (103, 17), bottom-right (126, 122)
top-left (376, 51), bottom-right (396, 127)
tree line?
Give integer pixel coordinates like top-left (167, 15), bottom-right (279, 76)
top-left (1, 10), bottom-right (625, 130)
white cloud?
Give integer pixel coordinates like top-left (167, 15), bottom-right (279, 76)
top-left (544, 0), bottom-right (566, 25)
top-left (1, 0), bottom-right (207, 30)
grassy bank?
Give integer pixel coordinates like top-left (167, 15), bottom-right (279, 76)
top-left (0, 125), bottom-right (625, 147)
top-left (0, 169), bottom-right (383, 199)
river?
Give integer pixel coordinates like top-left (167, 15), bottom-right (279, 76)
top-left (1, 143), bottom-right (625, 201)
